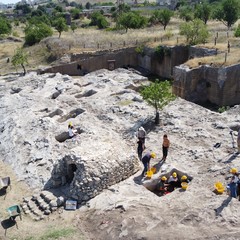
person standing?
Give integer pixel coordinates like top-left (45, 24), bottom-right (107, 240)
top-left (162, 134), bottom-right (170, 161)
top-left (227, 168), bottom-right (239, 198)
top-left (137, 127), bottom-right (146, 147)
top-left (141, 152), bottom-right (156, 177)
top-left (237, 128), bottom-right (240, 153)
top-left (137, 139), bottom-right (145, 160)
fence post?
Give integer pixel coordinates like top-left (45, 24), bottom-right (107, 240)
top-left (97, 43), bottom-right (99, 49)
top-left (123, 41), bottom-right (125, 47)
top-left (214, 37), bottom-right (217, 46)
top-left (227, 41), bottom-right (230, 53)
top-left (225, 52), bottom-right (227, 62)
top-left (216, 32), bottom-right (218, 38)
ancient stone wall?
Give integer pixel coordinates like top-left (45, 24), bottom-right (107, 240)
top-left (40, 48), bottom-right (138, 76)
top-left (173, 64), bottom-right (240, 106)
top-left (137, 46), bottom-right (189, 79)
top-left (49, 153), bottom-right (139, 203)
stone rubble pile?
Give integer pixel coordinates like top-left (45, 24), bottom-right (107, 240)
top-left (21, 191), bottom-right (64, 221)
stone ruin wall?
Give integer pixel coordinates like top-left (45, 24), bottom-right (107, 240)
top-left (40, 45), bottom-right (240, 106)
top-left (40, 47), bottom-right (138, 76)
top-left (50, 154), bottom-right (139, 203)
top-left (173, 64), bottom-right (240, 106)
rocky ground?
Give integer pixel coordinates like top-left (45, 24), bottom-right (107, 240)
top-left (1, 69), bottom-right (240, 240)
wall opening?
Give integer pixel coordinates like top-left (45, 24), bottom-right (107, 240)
top-left (66, 163), bottom-right (77, 183)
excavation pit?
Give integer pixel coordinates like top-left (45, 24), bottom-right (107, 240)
top-left (57, 108), bottom-right (85, 123)
top-left (143, 168), bottom-right (193, 197)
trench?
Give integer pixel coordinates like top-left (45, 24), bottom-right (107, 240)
top-left (57, 108), bottom-right (85, 123)
top-left (143, 168), bottom-right (193, 197)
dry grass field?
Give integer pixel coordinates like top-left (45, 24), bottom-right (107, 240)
top-left (1, 17), bottom-right (240, 75)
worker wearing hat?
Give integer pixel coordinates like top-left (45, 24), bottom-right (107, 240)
top-left (228, 168), bottom-right (239, 198)
top-left (157, 176), bottom-right (170, 196)
top-left (168, 172), bottom-right (181, 191)
top-left (141, 152), bottom-right (156, 177)
top-left (181, 175), bottom-right (189, 183)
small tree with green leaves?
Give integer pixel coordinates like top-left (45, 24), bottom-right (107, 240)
top-left (180, 19), bottom-right (209, 45)
top-left (234, 24), bottom-right (240, 37)
top-left (140, 80), bottom-right (175, 124)
top-left (178, 5), bottom-right (194, 22)
top-left (12, 47), bottom-right (28, 75)
top-left (118, 11), bottom-right (147, 32)
top-left (194, 1), bottom-right (212, 24)
top-left (150, 9), bottom-right (174, 30)
top-left (70, 22), bottom-right (77, 32)
top-left (53, 17), bottom-right (68, 38)
top-left (213, 0), bottom-right (240, 29)
top-left (90, 12), bottom-right (109, 29)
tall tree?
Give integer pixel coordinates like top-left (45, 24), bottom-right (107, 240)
top-left (194, 1), bottom-right (212, 24)
top-left (118, 11), bottom-right (147, 32)
top-left (12, 48), bottom-right (28, 76)
top-left (53, 17), bottom-right (68, 38)
top-left (213, 0), bottom-right (240, 29)
top-left (178, 5), bottom-right (194, 21)
top-left (150, 9), bottom-right (174, 30)
top-left (140, 80), bottom-right (175, 124)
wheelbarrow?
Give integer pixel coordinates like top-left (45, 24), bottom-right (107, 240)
top-left (7, 205), bottom-right (22, 221)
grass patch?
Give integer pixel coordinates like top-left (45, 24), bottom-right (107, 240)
top-left (13, 227), bottom-right (79, 240)
top-left (39, 228), bottom-right (76, 240)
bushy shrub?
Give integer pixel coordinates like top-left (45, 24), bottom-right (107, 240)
top-left (234, 24), bottom-right (240, 37)
top-left (25, 23), bottom-right (53, 46)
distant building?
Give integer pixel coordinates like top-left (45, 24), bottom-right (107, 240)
top-left (157, 0), bottom-right (200, 10)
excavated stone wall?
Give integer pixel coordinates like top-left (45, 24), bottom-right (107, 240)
top-left (40, 48), bottom-right (138, 76)
top-left (173, 64), bottom-right (240, 106)
top-left (50, 154), bottom-right (139, 202)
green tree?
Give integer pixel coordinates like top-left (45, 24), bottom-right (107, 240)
top-left (194, 1), bottom-right (212, 24)
top-left (213, 0), bottom-right (240, 29)
top-left (14, 3), bottom-right (32, 14)
top-left (118, 11), bottom-right (147, 32)
top-left (90, 12), bottom-right (109, 29)
top-left (150, 9), bottom-right (174, 30)
top-left (12, 47), bottom-right (28, 75)
top-left (179, 19), bottom-right (209, 45)
top-left (179, 5), bottom-right (194, 21)
top-left (70, 22), bottom-right (77, 32)
top-left (0, 17), bottom-right (12, 36)
top-left (53, 17), bottom-right (68, 38)
top-left (24, 23), bottom-right (53, 46)
top-left (140, 80), bottom-right (175, 124)
top-left (28, 15), bottom-right (51, 26)
top-left (234, 24), bottom-right (240, 37)
top-left (70, 8), bottom-right (81, 19)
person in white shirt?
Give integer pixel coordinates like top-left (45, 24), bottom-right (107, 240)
top-left (68, 123), bottom-right (78, 138)
top-left (137, 126), bottom-right (146, 145)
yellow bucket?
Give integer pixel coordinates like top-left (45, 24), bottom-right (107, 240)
top-left (181, 182), bottom-right (188, 190)
top-left (214, 182), bottom-right (225, 194)
top-left (146, 170), bottom-right (153, 178)
top-left (150, 167), bottom-right (156, 174)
